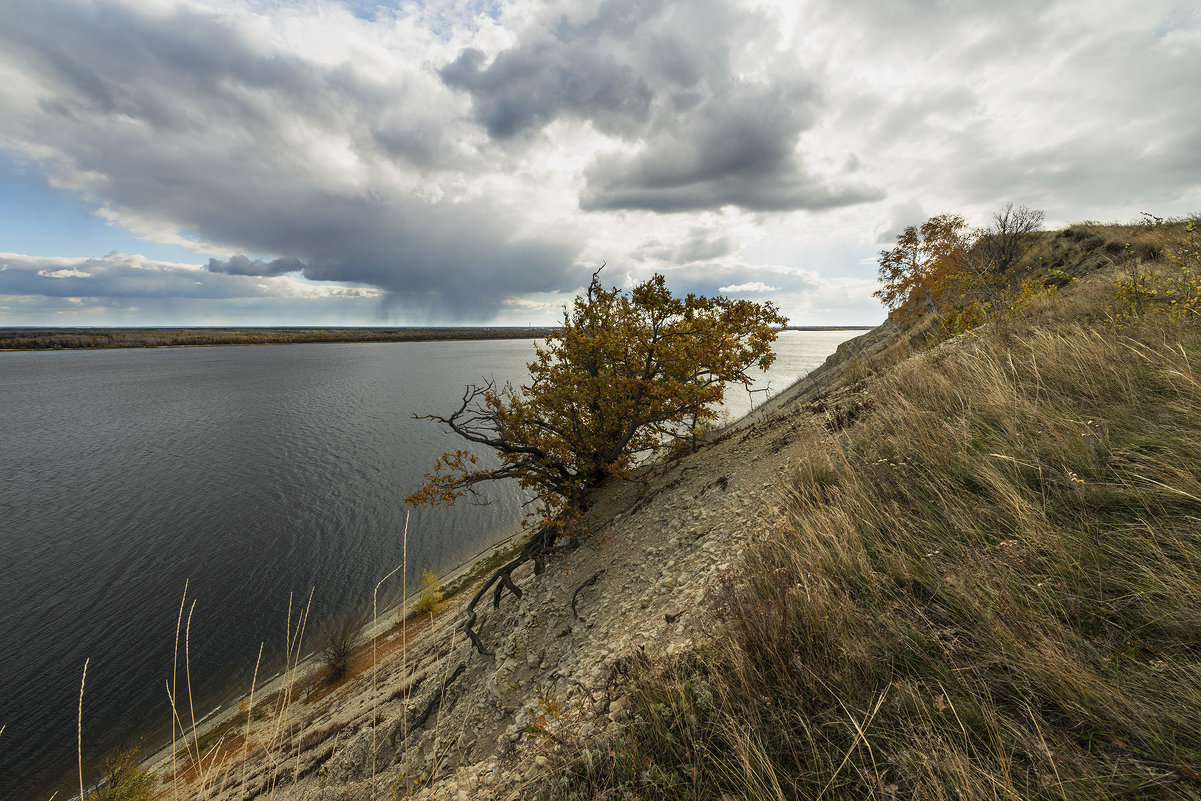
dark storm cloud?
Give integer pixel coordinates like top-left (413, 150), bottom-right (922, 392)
top-left (0, 0), bottom-right (580, 317)
top-left (440, 45), bottom-right (654, 138)
top-left (440, 0), bottom-right (881, 213)
top-left (208, 255), bottom-right (305, 276)
top-left (178, 189), bottom-right (578, 318)
top-left (580, 82), bottom-right (884, 213)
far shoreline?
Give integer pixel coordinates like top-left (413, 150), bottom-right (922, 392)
top-left (0, 326), bottom-right (560, 351)
top-left (0, 325), bottom-right (875, 352)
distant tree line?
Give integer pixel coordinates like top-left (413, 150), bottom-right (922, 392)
top-left (0, 327), bottom-right (560, 351)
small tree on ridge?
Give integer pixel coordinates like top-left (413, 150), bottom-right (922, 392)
top-left (874, 214), bottom-right (970, 318)
top-left (975, 202), bottom-right (1045, 273)
top-left (406, 269), bottom-right (786, 652)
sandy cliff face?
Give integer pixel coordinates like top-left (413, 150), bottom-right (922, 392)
top-left (148, 329), bottom-right (877, 801)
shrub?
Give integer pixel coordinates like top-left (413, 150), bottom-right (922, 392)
top-left (412, 570), bottom-right (442, 616)
top-left (317, 611), bottom-right (363, 683)
top-left (1114, 220), bottom-right (1201, 322)
top-left (92, 744), bottom-right (154, 801)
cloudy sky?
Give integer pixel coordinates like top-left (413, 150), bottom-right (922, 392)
top-left (0, 0), bottom-right (1197, 326)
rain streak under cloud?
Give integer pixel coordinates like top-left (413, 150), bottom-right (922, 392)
top-left (0, 0), bottom-right (1198, 325)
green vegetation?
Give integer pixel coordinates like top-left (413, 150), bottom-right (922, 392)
top-left (91, 745), bottom-right (154, 801)
top-left (412, 570), bottom-right (444, 616)
top-left (1112, 218), bottom-right (1201, 323)
top-left (0, 326), bottom-right (557, 351)
top-left (551, 215), bottom-right (1201, 799)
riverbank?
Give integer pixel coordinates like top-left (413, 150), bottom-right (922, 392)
top-left (122, 317), bottom-right (886, 799)
top-left (136, 525), bottom-right (530, 784)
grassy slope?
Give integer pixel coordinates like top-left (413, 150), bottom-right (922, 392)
top-left (553, 220), bottom-right (1201, 800)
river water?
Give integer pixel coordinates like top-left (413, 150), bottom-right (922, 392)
top-left (0, 330), bottom-right (858, 799)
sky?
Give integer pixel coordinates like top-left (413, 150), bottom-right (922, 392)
top-left (0, 0), bottom-right (1197, 327)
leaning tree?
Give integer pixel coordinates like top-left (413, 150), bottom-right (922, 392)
top-left (406, 270), bottom-right (786, 653)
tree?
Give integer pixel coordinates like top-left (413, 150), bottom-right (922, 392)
top-left (874, 214), bottom-right (970, 317)
top-left (317, 611), bottom-right (364, 683)
top-left (407, 270), bottom-right (786, 653)
top-left (974, 202), bottom-right (1045, 273)
top-left (875, 207), bottom-right (1050, 333)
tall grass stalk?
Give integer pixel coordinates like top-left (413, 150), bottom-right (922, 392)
top-left (77, 659), bottom-right (88, 801)
top-left (185, 601), bottom-right (199, 772)
top-left (170, 579), bottom-right (188, 801)
top-left (403, 506), bottom-right (409, 775)
top-left (239, 642), bottom-right (263, 801)
top-left (263, 589), bottom-right (313, 795)
top-left (372, 509), bottom-right (410, 796)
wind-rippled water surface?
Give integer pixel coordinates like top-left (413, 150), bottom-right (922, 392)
top-left (0, 330), bottom-right (858, 800)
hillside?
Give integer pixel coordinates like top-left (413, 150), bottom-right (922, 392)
top-left (123, 217), bottom-right (1201, 800)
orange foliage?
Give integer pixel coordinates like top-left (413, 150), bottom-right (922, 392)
top-left (874, 214), bottom-right (971, 319)
top-left (406, 271), bottom-right (786, 529)
top-left (875, 208), bottom-right (1050, 333)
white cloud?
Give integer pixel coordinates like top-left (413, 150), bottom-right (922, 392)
top-left (719, 281), bottom-right (778, 293)
top-left (0, 250), bottom-right (388, 323)
top-left (37, 267), bottom-right (93, 279)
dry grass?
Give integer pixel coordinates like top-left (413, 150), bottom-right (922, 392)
top-left (556, 298), bottom-right (1201, 798)
top-left (131, 519), bottom-right (525, 800)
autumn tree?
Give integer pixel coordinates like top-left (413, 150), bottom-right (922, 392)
top-left (874, 214), bottom-right (971, 317)
top-left (876, 207), bottom-right (1051, 333)
top-left (407, 270), bottom-right (786, 653)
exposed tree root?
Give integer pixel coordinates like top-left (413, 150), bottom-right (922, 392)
top-left (462, 524), bottom-right (574, 656)
top-left (570, 570), bottom-right (604, 620)
top-left (411, 663), bottom-right (466, 731)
